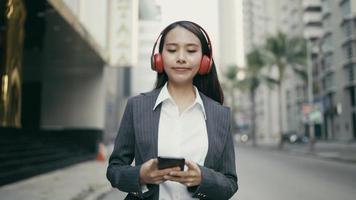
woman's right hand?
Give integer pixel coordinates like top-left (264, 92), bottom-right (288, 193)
top-left (139, 158), bottom-right (180, 185)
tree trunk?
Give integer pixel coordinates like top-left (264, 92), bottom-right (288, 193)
top-left (278, 84), bottom-right (284, 149)
top-left (250, 89), bottom-right (257, 147)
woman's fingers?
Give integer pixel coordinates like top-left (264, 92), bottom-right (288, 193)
top-left (185, 160), bottom-right (199, 170)
top-left (140, 159), bottom-right (179, 184)
top-left (154, 166), bottom-right (180, 177)
top-left (164, 174), bottom-right (198, 186)
top-left (163, 160), bottom-right (201, 186)
top-left (165, 171), bottom-right (196, 181)
top-left (141, 159), bottom-right (201, 185)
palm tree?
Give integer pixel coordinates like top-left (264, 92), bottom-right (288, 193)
top-left (224, 49), bottom-right (266, 147)
top-left (264, 32), bottom-right (307, 149)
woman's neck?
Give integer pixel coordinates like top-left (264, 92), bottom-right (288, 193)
top-left (167, 82), bottom-right (196, 113)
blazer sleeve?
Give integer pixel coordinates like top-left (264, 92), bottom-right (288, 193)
top-left (106, 98), bottom-right (153, 198)
top-left (189, 109), bottom-right (238, 199)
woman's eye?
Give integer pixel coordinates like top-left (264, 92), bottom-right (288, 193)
top-left (187, 50), bottom-right (197, 53)
top-left (167, 49), bottom-right (176, 53)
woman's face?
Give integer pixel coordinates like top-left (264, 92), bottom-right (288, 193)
top-left (162, 26), bottom-right (202, 86)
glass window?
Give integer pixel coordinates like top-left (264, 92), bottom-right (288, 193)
top-left (324, 74), bottom-right (334, 90)
top-left (345, 42), bottom-right (353, 59)
top-left (323, 16), bottom-right (331, 29)
top-left (321, 0), bottom-right (330, 15)
top-left (350, 86), bottom-right (356, 107)
top-left (343, 20), bottom-right (353, 37)
top-left (346, 63), bottom-right (355, 82)
top-left (323, 54), bottom-right (333, 70)
top-left (322, 78), bottom-right (326, 91)
top-left (322, 34), bottom-right (332, 52)
top-left (340, 0), bottom-right (351, 17)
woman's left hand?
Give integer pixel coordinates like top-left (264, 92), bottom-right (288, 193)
top-left (163, 160), bottom-right (202, 187)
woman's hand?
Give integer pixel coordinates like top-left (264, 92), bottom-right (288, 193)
top-left (139, 159), bottom-right (181, 185)
top-left (163, 160), bottom-right (202, 187)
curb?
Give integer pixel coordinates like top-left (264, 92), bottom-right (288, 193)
top-left (238, 142), bottom-right (356, 164)
top-left (306, 151), bottom-right (356, 164)
top-left (285, 146), bottom-right (356, 164)
top-left (84, 185), bottom-right (112, 200)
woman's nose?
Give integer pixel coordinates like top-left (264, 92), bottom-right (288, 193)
top-left (177, 50), bottom-right (186, 64)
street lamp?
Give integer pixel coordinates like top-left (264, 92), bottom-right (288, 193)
top-left (306, 39), bottom-right (315, 151)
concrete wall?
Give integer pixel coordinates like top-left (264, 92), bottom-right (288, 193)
top-left (39, 6), bottom-right (105, 129)
top-left (62, 0), bottom-right (108, 51)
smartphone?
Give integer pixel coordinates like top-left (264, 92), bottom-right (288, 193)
top-left (157, 156), bottom-right (185, 171)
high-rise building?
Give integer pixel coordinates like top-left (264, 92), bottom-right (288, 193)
top-left (242, 0), bottom-right (325, 142)
top-left (218, 0), bottom-right (249, 136)
top-left (242, 0), bottom-right (294, 141)
top-left (243, 0), bottom-right (278, 54)
top-left (132, 0), bottom-right (161, 96)
top-left (219, 0), bottom-right (245, 69)
top-left (244, 0), bottom-right (356, 142)
top-left (320, 0), bottom-right (356, 141)
top-left (242, 0), bottom-right (276, 141)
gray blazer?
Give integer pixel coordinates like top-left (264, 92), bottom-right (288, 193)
top-left (107, 89), bottom-right (238, 200)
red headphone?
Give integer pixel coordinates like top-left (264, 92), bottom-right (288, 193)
top-left (150, 21), bottom-right (213, 75)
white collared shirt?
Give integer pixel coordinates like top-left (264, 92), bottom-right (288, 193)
top-left (153, 83), bottom-right (208, 200)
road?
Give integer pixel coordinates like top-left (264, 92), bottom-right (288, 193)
top-left (101, 145), bottom-right (356, 200)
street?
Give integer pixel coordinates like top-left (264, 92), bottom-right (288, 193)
top-left (236, 145), bottom-right (356, 200)
top-left (102, 144), bottom-right (356, 200)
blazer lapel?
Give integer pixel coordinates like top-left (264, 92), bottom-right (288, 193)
top-left (135, 89), bottom-right (161, 160)
top-left (200, 93), bottom-right (226, 169)
top-left (150, 103), bottom-right (161, 158)
top-left (201, 94), bottom-right (217, 168)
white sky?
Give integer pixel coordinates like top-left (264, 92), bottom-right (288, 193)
top-left (155, 0), bottom-right (245, 68)
top-left (155, 0), bottom-right (219, 31)
top-left (155, 0), bottom-right (220, 64)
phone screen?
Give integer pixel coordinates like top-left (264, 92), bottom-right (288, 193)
top-left (157, 156), bottom-right (185, 171)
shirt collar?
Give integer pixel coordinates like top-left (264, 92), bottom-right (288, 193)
top-left (153, 83), bottom-right (207, 119)
top-left (153, 83), bottom-right (172, 109)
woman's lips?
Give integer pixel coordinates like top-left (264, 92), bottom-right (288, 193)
top-left (172, 67), bottom-right (191, 72)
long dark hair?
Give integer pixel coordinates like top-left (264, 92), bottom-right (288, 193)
top-left (153, 21), bottom-right (224, 104)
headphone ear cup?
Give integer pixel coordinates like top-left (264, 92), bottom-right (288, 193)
top-left (199, 55), bottom-right (212, 75)
top-left (153, 53), bottom-right (164, 73)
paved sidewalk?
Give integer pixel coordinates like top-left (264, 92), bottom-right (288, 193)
top-left (0, 160), bottom-right (114, 200)
top-left (0, 144), bottom-right (119, 200)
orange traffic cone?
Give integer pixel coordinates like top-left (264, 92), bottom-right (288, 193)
top-left (96, 142), bottom-right (107, 162)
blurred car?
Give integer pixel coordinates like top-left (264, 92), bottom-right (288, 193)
top-left (282, 131), bottom-right (309, 144)
top-left (234, 133), bottom-right (249, 143)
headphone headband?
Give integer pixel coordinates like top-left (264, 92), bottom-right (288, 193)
top-left (151, 21), bottom-right (213, 73)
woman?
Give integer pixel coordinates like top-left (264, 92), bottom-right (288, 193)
top-left (107, 20), bottom-right (238, 200)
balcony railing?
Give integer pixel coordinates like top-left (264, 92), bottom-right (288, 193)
top-left (303, 0), bottom-right (321, 10)
top-left (304, 12), bottom-right (322, 24)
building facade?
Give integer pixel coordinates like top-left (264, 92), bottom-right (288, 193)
top-left (320, 0), bottom-right (356, 141)
top-left (242, 0), bottom-right (288, 142)
top-left (242, 0), bottom-right (327, 142)
top-left (242, 0), bottom-right (356, 142)
top-left (0, 0), bottom-right (139, 185)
